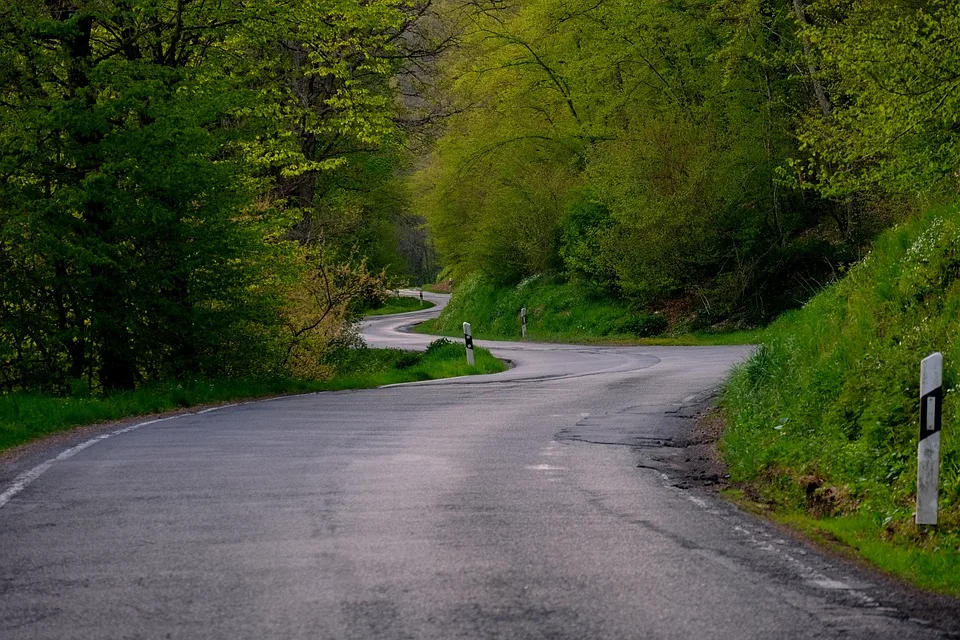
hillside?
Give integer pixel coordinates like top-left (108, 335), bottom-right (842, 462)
top-left (419, 274), bottom-right (761, 346)
top-left (723, 206), bottom-right (960, 593)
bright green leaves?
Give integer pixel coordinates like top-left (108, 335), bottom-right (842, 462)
top-left (796, 0), bottom-right (960, 201)
top-left (419, 0), bottom-right (960, 322)
top-left (418, 0), bottom-right (826, 317)
top-left (240, 0), bottom-right (411, 183)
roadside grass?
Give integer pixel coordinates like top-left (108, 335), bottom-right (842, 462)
top-left (418, 320), bottom-right (764, 346)
top-left (417, 274), bottom-right (763, 346)
top-left (0, 340), bottom-right (504, 453)
top-left (317, 339), bottom-right (505, 390)
top-left (362, 295), bottom-right (434, 316)
top-left (721, 203), bottom-right (960, 595)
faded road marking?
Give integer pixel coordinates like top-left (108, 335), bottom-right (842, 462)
top-left (0, 401), bottom-right (245, 510)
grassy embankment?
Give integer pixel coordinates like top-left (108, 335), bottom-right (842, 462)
top-left (723, 205), bottom-right (960, 596)
top-left (417, 274), bottom-right (763, 346)
top-left (0, 339), bottom-right (504, 453)
top-left (362, 294), bottom-right (435, 316)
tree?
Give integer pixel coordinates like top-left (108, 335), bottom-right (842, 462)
top-left (0, 0), bottom-right (415, 393)
top-left (416, 0), bottom-right (843, 318)
top-left (795, 0), bottom-right (960, 204)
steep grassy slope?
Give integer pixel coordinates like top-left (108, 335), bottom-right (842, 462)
top-left (420, 274), bottom-right (762, 345)
top-left (723, 206), bottom-right (960, 592)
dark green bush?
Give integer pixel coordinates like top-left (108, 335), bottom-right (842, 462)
top-left (424, 338), bottom-right (456, 357)
top-left (394, 351), bottom-right (423, 370)
top-left (620, 313), bottom-right (668, 337)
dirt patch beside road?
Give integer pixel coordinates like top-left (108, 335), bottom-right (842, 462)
top-left (629, 393), bottom-right (731, 491)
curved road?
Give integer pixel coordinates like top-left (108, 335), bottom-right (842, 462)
top-left (1, 292), bottom-right (956, 639)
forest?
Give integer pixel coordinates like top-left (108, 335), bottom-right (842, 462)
top-left (418, 0), bottom-right (960, 323)
top-left (0, 0), bottom-right (442, 394)
top-left (2, 0), bottom-right (959, 395)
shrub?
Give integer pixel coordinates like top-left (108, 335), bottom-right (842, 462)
top-left (619, 313), bottom-right (668, 337)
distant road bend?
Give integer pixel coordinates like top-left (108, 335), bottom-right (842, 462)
top-left (1, 291), bottom-right (957, 639)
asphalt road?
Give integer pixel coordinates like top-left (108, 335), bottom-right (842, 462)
top-left (1, 292), bottom-right (957, 639)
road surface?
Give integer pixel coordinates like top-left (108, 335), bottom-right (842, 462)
top-left (0, 291), bottom-right (957, 639)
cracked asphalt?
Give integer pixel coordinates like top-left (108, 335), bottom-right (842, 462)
top-left (1, 291), bottom-right (958, 639)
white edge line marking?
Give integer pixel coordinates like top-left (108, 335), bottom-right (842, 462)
top-left (0, 416), bottom-right (178, 509)
top-left (198, 403), bottom-right (238, 414)
top-left (664, 472), bottom-right (879, 605)
top-left (0, 399), bottom-right (258, 511)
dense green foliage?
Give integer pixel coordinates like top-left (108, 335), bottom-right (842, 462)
top-left (421, 273), bottom-right (764, 345)
top-left (796, 0), bottom-right (960, 200)
top-left (0, 1), bottom-right (433, 395)
top-left (0, 339), bottom-right (505, 452)
top-left (417, 0), bottom-right (960, 321)
top-left (425, 274), bottom-right (658, 339)
top-left (724, 206), bottom-right (960, 541)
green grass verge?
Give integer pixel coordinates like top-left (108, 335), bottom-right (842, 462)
top-left (418, 320), bottom-right (763, 346)
top-left (318, 339), bottom-right (505, 390)
top-left (722, 203), bottom-right (960, 595)
top-left (417, 273), bottom-right (763, 346)
top-left (0, 340), bottom-right (504, 453)
top-left (362, 295), bottom-right (435, 316)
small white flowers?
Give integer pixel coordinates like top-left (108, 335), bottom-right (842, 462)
top-left (904, 218), bottom-right (960, 266)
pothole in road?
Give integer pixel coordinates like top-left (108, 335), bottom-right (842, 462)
top-left (555, 394), bottom-right (727, 490)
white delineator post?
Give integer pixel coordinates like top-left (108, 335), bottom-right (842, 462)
top-left (521, 307), bottom-right (527, 338)
top-left (463, 322), bottom-right (475, 366)
top-left (917, 352), bottom-right (943, 525)
top-left (419, 290), bottom-right (424, 306)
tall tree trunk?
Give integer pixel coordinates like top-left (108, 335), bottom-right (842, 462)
top-left (54, 263), bottom-right (85, 381)
top-left (791, 0), bottom-right (832, 117)
top-left (99, 347), bottom-right (138, 392)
